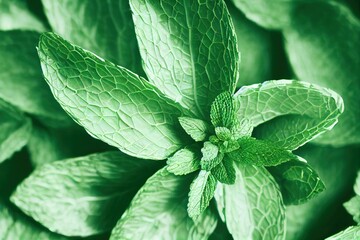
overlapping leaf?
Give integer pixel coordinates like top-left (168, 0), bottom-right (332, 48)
top-left (325, 226), bottom-right (360, 240)
top-left (38, 32), bottom-right (191, 160)
top-left (214, 163), bottom-right (285, 239)
top-left (110, 168), bottom-right (217, 240)
top-left (235, 80), bottom-right (343, 150)
top-left (130, 0), bottom-right (239, 118)
top-left (42, 0), bottom-right (143, 75)
top-left (11, 152), bottom-right (161, 236)
top-left (0, 30), bottom-right (70, 126)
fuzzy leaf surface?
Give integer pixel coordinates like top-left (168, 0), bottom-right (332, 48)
top-left (235, 80), bottom-right (343, 150)
top-left (130, 0), bottom-right (239, 118)
top-left (38, 32), bottom-right (190, 160)
top-left (110, 168), bottom-right (217, 240)
top-left (11, 152), bottom-right (161, 236)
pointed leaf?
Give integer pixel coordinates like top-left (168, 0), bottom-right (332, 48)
top-left (0, 30), bottom-right (70, 126)
top-left (228, 137), bottom-right (295, 166)
top-left (201, 152), bottom-right (224, 171)
top-left (110, 168), bottom-right (217, 240)
top-left (214, 163), bottom-right (285, 240)
top-left (325, 226), bottom-right (360, 240)
top-left (130, 0), bottom-right (239, 118)
top-left (11, 152), bottom-right (161, 237)
top-left (0, 202), bottom-right (66, 240)
top-left (284, 2), bottom-right (360, 146)
top-left (211, 92), bottom-right (236, 128)
top-left (42, 0), bottom-right (144, 75)
top-left (201, 142), bottom-right (219, 162)
top-left (38, 32), bottom-right (190, 160)
top-left (167, 148), bottom-right (200, 175)
top-left (268, 159), bottom-right (325, 205)
top-left (188, 170), bottom-right (217, 219)
top-left (234, 80), bottom-right (344, 150)
top-left (0, 99), bottom-right (32, 163)
top-left (211, 156), bottom-right (236, 184)
top-left (179, 117), bottom-right (210, 142)
top-left (344, 196), bottom-right (360, 224)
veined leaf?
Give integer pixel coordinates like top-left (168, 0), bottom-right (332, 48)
top-left (325, 226), bottom-right (360, 240)
top-left (11, 152), bottom-right (161, 237)
top-left (0, 30), bottom-right (70, 126)
top-left (38, 32), bottom-right (191, 160)
top-left (201, 142), bottom-right (219, 162)
top-left (110, 168), bottom-right (217, 240)
top-left (228, 137), bottom-right (295, 167)
top-left (211, 156), bottom-right (236, 184)
top-left (211, 92), bottom-right (237, 128)
top-left (130, 0), bottom-right (239, 118)
top-left (178, 117), bottom-right (211, 142)
top-left (344, 196), bottom-right (360, 224)
top-left (0, 99), bottom-right (32, 163)
top-left (42, 0), bottom-right (144, 75)
top-left (167, 147), bottom-right (200, 175)
top-left (234, 80), bottom-right (344, 150)
top-left (0, 202), bottom-right (66, 240)
top-left (269, 159), bottom-right (325, 205)
top-left (0, 0), bottom-right (46, 31)
top-left (284, 1), bottom-right (360, 146)
top-left (214, 163), bottom-right (285, 240)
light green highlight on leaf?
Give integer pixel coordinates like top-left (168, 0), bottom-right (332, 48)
top-left (188, 170), bottom-right (217, 219)
top-left (201, 152), bottom-right (224, 172)
top-left (201, 141), bottom-right (219, 162)
top-left (110, 168), bottom-right (217, 240)
top-left (325, 226), bottom-right (360, 240)
top-left (167, 147), bottom-right (200, 175)
top-left (211, 92), bottom-right (237, 128)
top-left (211, 156), bottom-right (236, 184)
top-left (344, 196), bottom-right (360, 224)
top-left (178, 117), bottom-right (210, 142)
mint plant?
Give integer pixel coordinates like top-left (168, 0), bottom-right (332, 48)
top-left (5, 0), bottom-right (346, 239)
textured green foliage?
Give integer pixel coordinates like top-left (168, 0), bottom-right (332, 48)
top-left (235, 80), bottom-right (344, 150)
top-left (130, 0), bottom-right (239, 118)
top-left (0, 30), bottom-right (70, 126)
top-left (215, 163), bottom-right (285, 239)
top-left (201, 142), bottom-right (219, 162)
top-left (325, 226), bottom-right (360, 240)
top-left (110, 168), bottom-right (217, 240)
top-left (167, 148), bottom-right (200, 175)
top-left (211, 156), bottom-right (236, 184)
top-left (178, 117), bottom-right (210, 142)
top-left (211, 92), bottom-right (237, 128)
top-left (0, 202), bottom-right (66, 240)
top-left (38, 32), bottom-right (191, 160)
top-left (0, 99), bottom-right (31, 163)
top-left (201, 152), bottom-right (224, 171)
top-left (269, 159), bottom-right (325, 205)
top-left (11, 152), bottom-right (161, 237)
top-left (42, 0), bottom-right (143, 75)
top-left (0, 0), bottom-right (46, 31)
top-left (284, 1), bottom-right (360, 146)
top-left (188, 170), bottom-right (217, 219)
top-left (344, 196), bottom-right (360, 224)
top-left (228, 137), bottom-right (295, 166)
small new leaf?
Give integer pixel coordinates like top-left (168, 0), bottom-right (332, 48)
top-left (167, 148), bottom-right (200, 175)
top-left (188, 170), bottom-right (217, 219)
top-left (210, 92), bottom-right (236, 128)
top-left (201, 142), bottom-right (219, 162)
top-left (229, 137), bottom-right (295, 166)
top-left (269, 159), bottom-right (325, 205)
top-left (201, 152), bottom-right (224, 171)
top-left (211, 157), bottom-right (236, 184)
top-left (178, 117), bottom-right (210, 142)
top-left (215, 127), bottom-right (232, 141)
top-left (344, 196), bottom-right (360, 224)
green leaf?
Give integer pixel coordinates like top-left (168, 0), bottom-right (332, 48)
top-left (355, 171), bottom-right (360, 196)
top-left (234, 80), bottom-right (344, 150)
top-left (178, 117), bottom-right (211, 142)
top-left (211, 156), bottom-right (236, 184)
top-left (214, 163), bottom-right (285, 240)
top-left (110, 168), bottom-right (217, 240)
top-left (344, 196), bottom-right (360, 224)
top-left (201, 152), bottom-right (224, 171)
top-left (42, 0), bottom-right (143, 75)
top-left (211, 92), bottom-right (237, 128)
top-left (231, 118), bottom-right (253, 140)
top-left (130, 0), bottom-right (239, 118)
top-left (0, 30), bottom-right (70, 126)
top-left (0, 99), bottom-right (32, 164)
top-left (38, 32), bottom-right (191, 160)
top-left (268, 159), bottom-right (325, 205)
top-left (201, 142), bottom-right (219, 162)
top-left (227, 2), bottom-right (271, 87)
top-left (0, 201), bottom-right (66, 240)
top-left (325, 226), bottom-right (360, 240)
top-left (215, 127), bottom-right (232, 141)
top-left (284, 2), bottom-right (360, 146)
top-left (188, 170), bottom-right (217, 219)
top-left (167, 147), bottom-right (200, 175)
top-left (0, 0), bottom-right (46, 31)
top-left (11, 152), bottom-right (161, 237)
top-left (228, 137), bottom-right (295, 166)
